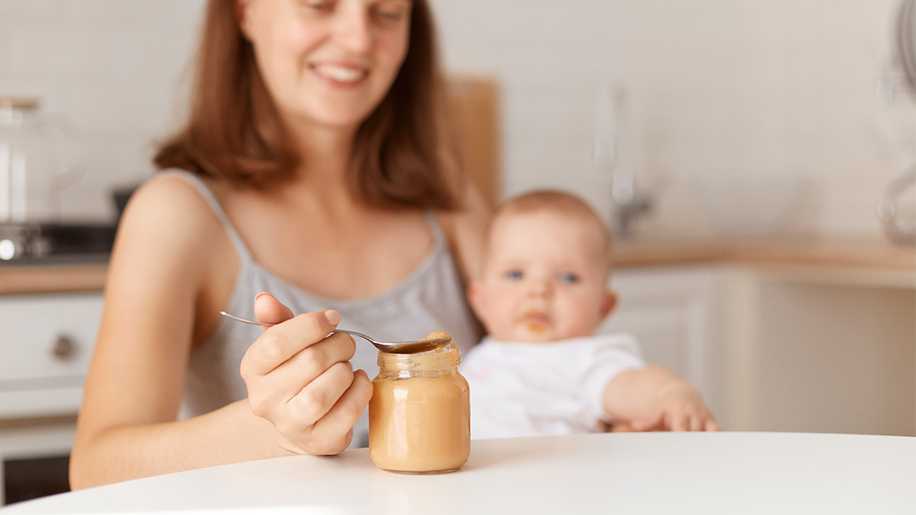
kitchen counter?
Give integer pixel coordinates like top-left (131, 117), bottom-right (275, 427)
top-left (0, 262), bottom-right (108, 295)
top-left (1, 238), bottom-right (913, 295)
top-left (6, 432), bottom-right (915, 514)
top-left (613, 237), bottom-right (916, 269)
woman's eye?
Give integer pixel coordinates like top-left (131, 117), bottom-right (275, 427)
top-left (302, 0), bottom-right (334, 13)
top-left (373, 3), bottom-right (409, 22)
top-left (503, 270), bottom-right (524, 281)
top-left (558, 272), bottom-right (580, 284)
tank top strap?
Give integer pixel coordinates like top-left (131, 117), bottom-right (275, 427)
top-left (423, 210), bottom-right (447, 249)
top-left (159, 169), bottom-right (255, 265)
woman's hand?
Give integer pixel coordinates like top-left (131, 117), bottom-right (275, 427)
top-left (240, 293), bottom-right (373, 455)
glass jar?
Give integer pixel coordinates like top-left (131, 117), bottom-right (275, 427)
top-left (368, 341), bottom-right (470, 473)
top-left (0, 97), bottom-right (80, 223)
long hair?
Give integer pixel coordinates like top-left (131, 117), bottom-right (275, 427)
top-left (154, 0), bottom-right (460, 210)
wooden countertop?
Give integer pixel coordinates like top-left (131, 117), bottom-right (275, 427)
top-left (1, 238), bottom-right (913, 295)
top-left (613, 237), bottom-right (916, 270)
top-left (0, 262), bottom-right (108, 295)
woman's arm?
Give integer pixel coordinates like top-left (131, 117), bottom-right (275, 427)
top-left (69, 175), bottom-right (290, 488)
top-left (71, 175), bottom-right (372, 489)
top-left (72, 400), bottom-right (292, 488)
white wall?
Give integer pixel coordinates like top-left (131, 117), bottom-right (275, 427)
top-left (0, 0), bottom-right (205, 219)
top-left (431, 0), bottom-right (911, 239)
top-left (1, 0), bottom-right (910, 239)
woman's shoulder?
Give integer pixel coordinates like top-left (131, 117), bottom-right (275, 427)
top-left (116, 171), bottom-right (229, 270)
top-left (127, 172), bottom-right (221, 228)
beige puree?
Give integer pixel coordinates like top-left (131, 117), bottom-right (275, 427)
top-left (368, 332), bottom-right (470, 473)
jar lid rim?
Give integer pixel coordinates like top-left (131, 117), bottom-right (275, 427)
top-left (377, 342), bottom-right (460, 371)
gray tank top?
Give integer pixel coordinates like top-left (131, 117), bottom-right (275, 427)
top-left (163, 171), bottom-right (480, 445)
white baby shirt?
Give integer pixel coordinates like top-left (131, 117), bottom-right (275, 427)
top-left (460, 334), bottom-right (645, 440)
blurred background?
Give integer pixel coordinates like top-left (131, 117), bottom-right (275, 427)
top-left (0, 0), bottom-right (914, 506)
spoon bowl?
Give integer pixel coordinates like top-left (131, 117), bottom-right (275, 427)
top-left (219, 311), bottom-right (451, 354)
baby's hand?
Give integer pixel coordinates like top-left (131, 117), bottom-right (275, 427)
top-left (632, 383), bottom-right (719, 432)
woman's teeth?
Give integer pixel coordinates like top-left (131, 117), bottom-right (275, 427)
top-left (314, 64), bottom-right (367, 83)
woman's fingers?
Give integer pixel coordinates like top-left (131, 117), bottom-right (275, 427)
top-left (254, 292), bottom-right (295, 327)
top-left (239, 296), bottom-right (367, 455)
top-left (309, 369), bottom-right (374, 453)
top-left (706, 418), bottom-right (720, 431)
top-left (264, 332), bottom-right (356, 400)
top-left (285, 361), bottom-right (356, 429)
top-left (242, 309), bottom-right (341, 377)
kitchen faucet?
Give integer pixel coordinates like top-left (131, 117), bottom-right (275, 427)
top-left (612, 189), bottom-right (653, 240)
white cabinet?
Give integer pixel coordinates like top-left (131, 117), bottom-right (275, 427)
top-left (727, 267), bottom-right (916, 436)
top-left (0, 293), bottom-right (103, 419)
top-left (0, 291), bottom-right (103, 504)
top-left (600, 264), bottom-right (916, 436)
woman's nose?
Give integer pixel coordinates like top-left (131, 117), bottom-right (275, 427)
top-left (333, 4), bottom-right (372, 54)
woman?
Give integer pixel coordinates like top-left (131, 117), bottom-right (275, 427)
top-left (70, 0), bottom-right (489, 488)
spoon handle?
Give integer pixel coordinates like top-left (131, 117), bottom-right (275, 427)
top-left (219, 311), bottom-right (262, 326)
top-left (334, 329), bottom-right (378, 344)
top-left (219, 311), bottom-right (364, 337)
top-left (218, 311), bottom-right (449, 351)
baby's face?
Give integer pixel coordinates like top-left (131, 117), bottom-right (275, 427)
top-left (470, 212), bottom-right (614, 342)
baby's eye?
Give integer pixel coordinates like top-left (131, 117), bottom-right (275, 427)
top-left (502, 269), bottom-right (524, 281)
top-left (558, 272), bottom-right (580, 284)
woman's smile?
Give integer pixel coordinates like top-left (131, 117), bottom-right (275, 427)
top-left (309, 61), bottom-right (370, 87)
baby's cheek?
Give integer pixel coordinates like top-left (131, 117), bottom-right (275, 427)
top-left (480, 307), bottom-right (513, 339)
top-left (558, 305), bottom-right (601, 337)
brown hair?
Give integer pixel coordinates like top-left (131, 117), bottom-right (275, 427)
top-left (153, 0), bottom-right (460, 210)
top-left (492, 189), bottom-right (612, 259)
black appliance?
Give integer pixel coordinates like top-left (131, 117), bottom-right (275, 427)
top-left (0, 222), bottom-right (116, 263)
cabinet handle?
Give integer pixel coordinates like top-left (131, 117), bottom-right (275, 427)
top-left (51, 334), bottom-right (77, 361)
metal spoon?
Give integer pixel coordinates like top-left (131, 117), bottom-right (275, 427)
top-left (219, 311), bottom-right (451, 354)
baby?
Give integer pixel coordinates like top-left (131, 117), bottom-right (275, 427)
top-left (462, 189), bottom-right (718, 439)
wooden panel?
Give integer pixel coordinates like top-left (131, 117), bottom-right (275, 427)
top-left (447, 76), bottom-right (502, 207)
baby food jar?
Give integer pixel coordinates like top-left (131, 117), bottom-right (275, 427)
top-left (368, 340), bottom-right (470, 473)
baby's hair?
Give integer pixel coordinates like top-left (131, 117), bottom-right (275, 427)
top-left (491, 189), bottom-right (612, 259)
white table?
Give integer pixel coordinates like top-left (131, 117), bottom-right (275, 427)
top-left (5, 432), bottom-right (915, 514)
